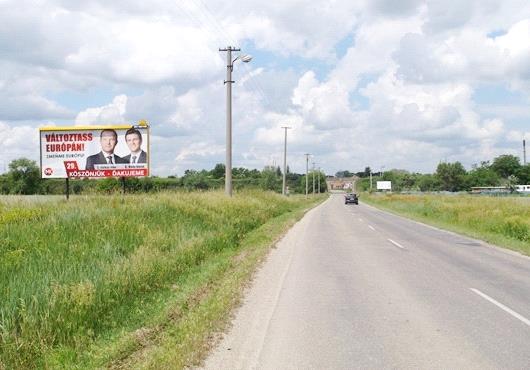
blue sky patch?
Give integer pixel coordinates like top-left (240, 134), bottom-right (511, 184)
top-left (487, 29), bottom-right (507, 39)
top-left (241, 40), bottom-right (335, 81)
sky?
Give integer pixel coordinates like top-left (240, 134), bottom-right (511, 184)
top-left (1, 0), bottom-right (530, 176)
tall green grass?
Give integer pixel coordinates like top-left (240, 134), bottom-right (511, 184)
top-left (0, 190), bottom-right (323, 368)
top-left (362, 193), bottom-right (530, 255)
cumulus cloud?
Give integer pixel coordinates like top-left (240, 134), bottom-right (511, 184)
top-left (291, 71), bottom-right (355, 129)
top-left (394, 19), bottom-right (530, 85)
top-left (75, 95), bottom-right (128, 125)
top-left (0, 122), bottom-right (39, 171)
top-left (371, 0), bottom-right (423, 17)
top-left (1, 0), bottom-right (530, 175)
top-left (0, 95), bottom-right (72, 121)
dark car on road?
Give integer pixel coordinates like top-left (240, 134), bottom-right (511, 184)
top-left (344, 193), bottom-right (359, 204)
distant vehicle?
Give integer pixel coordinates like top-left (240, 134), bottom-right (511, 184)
top-left (344, 193), bottom-right (359, 204)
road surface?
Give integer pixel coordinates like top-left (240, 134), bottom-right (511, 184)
top-left (202, 194), bottom-right (530, 369)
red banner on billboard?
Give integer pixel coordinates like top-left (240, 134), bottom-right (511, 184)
top-left (63, 161), bottom-right (148, 178)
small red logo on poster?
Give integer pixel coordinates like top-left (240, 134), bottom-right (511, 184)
top-left (44, 168), bottom-right (53, 176)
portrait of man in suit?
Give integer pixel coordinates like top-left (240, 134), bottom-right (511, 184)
top-left (85, 129), bottom-right (126, 170)
top-left (123, 128), bottom-right (147, 164)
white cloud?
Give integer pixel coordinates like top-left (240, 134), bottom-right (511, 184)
top-left (226, 1), bottom-right (362, 59)
top-left (291, 71), bottom-right (355, 129)
top-left (75, 95), bottom-right (127, 125)
top-left (1, 0), bottom-right (530, 176)
top-left (0, 122), bottom-right (39, 171)
top-left (394, 19), bottom-right (530, 85)
top-left (507, 130), bottom-right (530, 142)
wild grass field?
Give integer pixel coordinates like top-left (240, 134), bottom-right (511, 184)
top-left (0, 190), bottom-right (325, 369)
top-left (361, 193), bottom-right (530, 255)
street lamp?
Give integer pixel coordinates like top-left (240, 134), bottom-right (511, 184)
top-left (219, 46), bottom-right (252, 197)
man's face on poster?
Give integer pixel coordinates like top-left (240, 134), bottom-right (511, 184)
top-left (126, 133), bottom-right (142, 153)
top-left (100, 131), bottom-right (117, 154)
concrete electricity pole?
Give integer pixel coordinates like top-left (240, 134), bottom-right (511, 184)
top-left (219, 46), bottom-right (252, 197)
top-left (523, 139), bottom-right (526, 166)
top-left (282, 126), bottom-right (292, 196)
top-left (312, 162), bottom-right (316, 195)
top-left (304, 153), bottom-right (310, 199)
top-left (317, 167), bottom-right (321, 194)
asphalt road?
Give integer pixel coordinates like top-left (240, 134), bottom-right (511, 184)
top-left (202, 194), bottom-right (530, 369)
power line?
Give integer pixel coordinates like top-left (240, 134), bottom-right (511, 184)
top-left (187, 0), bottom-right (274, 111)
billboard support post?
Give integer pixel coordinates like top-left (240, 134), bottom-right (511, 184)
top-left (65, 177), bottom-right (70, 200)
top-left (121, 177), bottom-right (126, 194)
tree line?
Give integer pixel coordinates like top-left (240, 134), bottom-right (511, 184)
top-left (350, 154), bottom-right (530, 192)
top-left (0, 159), bottom-right (328, 195)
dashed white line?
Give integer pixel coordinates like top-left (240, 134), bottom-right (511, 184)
top-left (470, 288), bottom-right (530, 327)
top-left (388, 239), bottom-right (406, 250)
top-left (368, 225), bottom-right (376, 231)
top-left (359, 218), bottom-right (363, 222)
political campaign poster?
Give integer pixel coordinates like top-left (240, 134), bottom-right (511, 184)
top-left (39, 125), bottom-right (150, 179)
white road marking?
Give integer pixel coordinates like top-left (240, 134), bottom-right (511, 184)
top-left (470, 288), bottom-right (530, 327)
top-left (359, 218), bottom-right (363, 222)
top-left (368, 225), bottom-right (375, 231)
top-left (388, 239), bottom-right (406, 250)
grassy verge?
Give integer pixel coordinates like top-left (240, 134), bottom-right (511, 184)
top-left (0, 190), bottom-right (326, 369)
top-left (361, 193), bottom-right (530, 256)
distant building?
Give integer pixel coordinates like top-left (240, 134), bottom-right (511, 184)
top-left (470, 185), bottom-right (530, 194)
top-left (326, 176), bottom-right (357, 191)
top-left (515, 185), bottom-right (530, 193)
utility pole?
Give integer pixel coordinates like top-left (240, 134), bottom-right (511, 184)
top-left (312, 162), bottom-right (316, 195)
top-left (282, 126), bottom-right (291, 196)
top-left (317, 167), bottom-right (321, 194)
top-left (304, 153), bottom-right (310, 199)
top-left (219, 46), bottom-right (252, 197)
top-left (370, 170), bottom-right (373, 191)
top-left (523, 139), bottom-right (526, 166)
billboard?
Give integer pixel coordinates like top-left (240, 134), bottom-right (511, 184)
top-left (377, 181), bottom-right (392, 190)
top-left (39, 125), bottom-right (150, 179)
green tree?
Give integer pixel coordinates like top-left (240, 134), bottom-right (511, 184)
top-left (7, 158), bottom-right (42, 194)
top-left (260, 167), bottom-right (281, 192)
top-left (466, 162), bottom-right (500, 187)
top-left (491, 154), bottom-right (521, 178)
top-left (435, 162), bottom-right (467, 192)
top-left (298, 171), bottom-right (327, 193)
top-left (210, 163), bottom-right (225, 179)
top-left (417, 174), bottom-right (439, 192)
top-left (335, 170), bottom-right (353, 178)
top-left (363, 167), bottom-right (371, 178)
top-left (317, 171), bottom-right (328, 193)
top-left (0, 174), bottom-right (10, 194)
top-left (182, 170), bottom-right (211, 190)
top-left (516, 164), bottom-right (530, 184)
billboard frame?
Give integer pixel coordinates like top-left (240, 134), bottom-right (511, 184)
top-left (376, 181), bottom-right (392, 191)
top-left (39, 123), bottom-right (151, 199)
top-left (39, 123), bottom-right (151, 180)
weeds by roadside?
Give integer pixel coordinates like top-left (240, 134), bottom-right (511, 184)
top-left (362, 193), bottom-right (530, 255)
top-left (0, 190), bottom-right (325, 368)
